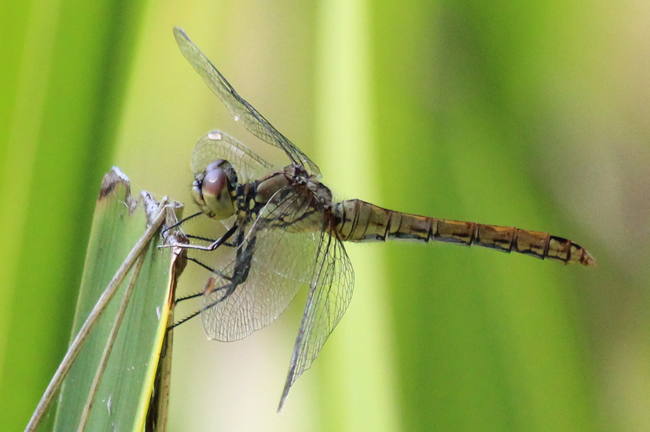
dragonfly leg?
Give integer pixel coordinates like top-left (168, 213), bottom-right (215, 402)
top-left (169, 232), bottom-right (255, 331)
top-left (175, 266), bottom-right (234, 306)
top-left (192, 237), bottom-right (255, 310)
top-left (161, 211), bottom-right (203, 235)
top-left (175, 292), bottom-right (203, 303)
top-left (173, 223), bottom-right (238, 251)
top-left (185, 257), bottom-right (233, 281)
top-left (168, 310), bottom-right (201, 330)
top-left (200, 281), bottom-right (237, 310)
top-left (168, 279), bottom-right (236, 330)
top-left (186, 234), bottom-right (235, 248)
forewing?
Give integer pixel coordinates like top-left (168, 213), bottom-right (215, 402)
top-left (192, 130), bottom-right (273, 183)
top-left (174, 27), bottom-right (320, 176)
top-left (200, 186), bottom-right (324, 341)
top-left (278, 215), bottom-right (355, 411)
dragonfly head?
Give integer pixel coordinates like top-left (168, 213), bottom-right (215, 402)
top-left (192, 159), bottom-right (237, 220)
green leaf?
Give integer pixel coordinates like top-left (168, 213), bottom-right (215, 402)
top-left (27, 168), bottom-right (184, 432)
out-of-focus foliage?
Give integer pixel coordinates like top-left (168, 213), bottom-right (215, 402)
top-left (0, 0), bottom-right (147, 430)
top-left (1, 0), bottom-right (648, 431)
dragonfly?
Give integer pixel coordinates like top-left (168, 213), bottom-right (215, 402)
top-left (171, 27), bottom-right (596, 411)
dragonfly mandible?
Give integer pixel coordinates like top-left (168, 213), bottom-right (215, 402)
top-left (171, 27), bottom-right (595, 412)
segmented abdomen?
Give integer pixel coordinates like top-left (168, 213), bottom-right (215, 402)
top-left (334, 199), bottom-right (595, 266)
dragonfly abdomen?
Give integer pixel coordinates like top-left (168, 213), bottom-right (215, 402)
top-left (334, 199), bottom-right (595, 266)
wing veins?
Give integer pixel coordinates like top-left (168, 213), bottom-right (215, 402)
top-left (174, 28), bottom-right (320, 175)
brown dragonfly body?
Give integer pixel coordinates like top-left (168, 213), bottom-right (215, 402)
top-left (173, 27), bottom-right (596, 412)
top-left (335, 198), bottom-right (595, 266)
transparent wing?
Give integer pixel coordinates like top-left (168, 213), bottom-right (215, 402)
top-left (278, 208), bottom-right (355, 411)
top-left (199, 185), bottom-right (327, 341)
top-left (192, 130), bottom-right (274, 183)
top-left (174, 27), bottom-right (320, 176)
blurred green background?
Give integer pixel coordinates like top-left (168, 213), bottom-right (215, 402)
top-left (1, 0), bottom-right (648, 431)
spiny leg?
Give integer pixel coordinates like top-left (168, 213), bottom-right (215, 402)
top-left (186, 234), bottom-right (235, 248)
top-left (170, 230), bottom-right (255, 330)
top-left (169, 279), bottom-right (234, 329)
top-left (173, 223), bottom-right (239, 252)
top-left (161, 211), bottom-right (203, 235)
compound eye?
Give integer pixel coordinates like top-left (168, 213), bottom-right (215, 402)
top-left (202, 165), bottom-right (227, 198)
top-left (197, 160), bottom-right (235, 220)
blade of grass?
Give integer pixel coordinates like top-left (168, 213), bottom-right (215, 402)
top-left (26, 168), bottom-right (185, 432)
top-left (76, 251), bottom-right (147, 431)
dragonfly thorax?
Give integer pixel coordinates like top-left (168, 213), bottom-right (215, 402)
top-left (192, 159), bottom-right (238, 220)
